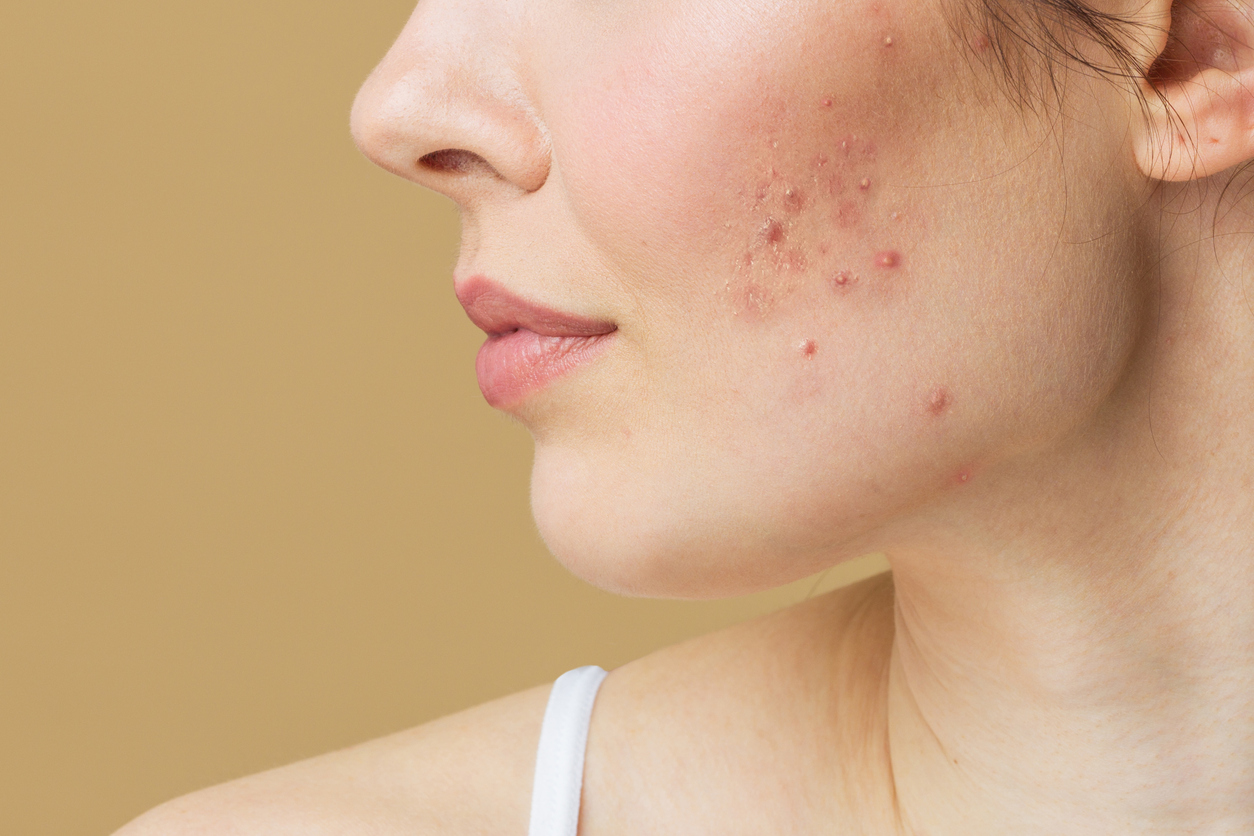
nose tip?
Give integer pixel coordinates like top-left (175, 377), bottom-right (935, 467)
top-left (350, 12), bottom-right (551, 199)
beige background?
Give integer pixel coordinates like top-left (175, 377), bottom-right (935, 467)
top-left (0, 3), bottom-right (888, 833)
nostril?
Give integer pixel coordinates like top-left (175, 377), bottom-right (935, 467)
top-left (419, 149), bottom-right (496, 177)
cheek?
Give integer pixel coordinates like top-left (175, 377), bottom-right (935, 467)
top-left (555, 5), bottom-right (925, 323)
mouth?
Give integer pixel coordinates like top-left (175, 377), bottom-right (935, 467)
top-left (455, 276), bottom-right (617, 408)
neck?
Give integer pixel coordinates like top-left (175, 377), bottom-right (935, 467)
top-left (878, 192), bottom-right (1254, 834)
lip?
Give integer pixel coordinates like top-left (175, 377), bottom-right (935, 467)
top-left (455, 276), bottom-right (617, 408)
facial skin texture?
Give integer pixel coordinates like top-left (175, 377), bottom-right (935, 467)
top-left (356, 0), bottom-right (1145, 597)
top-left (351, 1), bottom-right (1254, 832)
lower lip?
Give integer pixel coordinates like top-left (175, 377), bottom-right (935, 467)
top-left (475, 329), bottom-right (614, 408)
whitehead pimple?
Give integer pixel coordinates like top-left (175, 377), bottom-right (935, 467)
top-left (783, 188), bottom-right (806, 213)
top-left (821, 97), bottom-right (833, 108)
top-left (830, 270), bottom-right (858, 290)
top-left (884, 36), bottom-right (894, 47)
top-left (860, 177), bottom-right (871, 191)
top-left (875, 251), bottom-right (901, 268)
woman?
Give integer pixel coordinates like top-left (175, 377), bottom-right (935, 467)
top-left (117, 0), bottom-right (1253, 832)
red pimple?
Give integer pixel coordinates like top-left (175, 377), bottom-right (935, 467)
top-left (821, 97), bottom-right (833, 107)
top-left (955, 469), bottom-right (973, 485)
top-left (783, 188), bottom-right (805, 213)
top-left (798, 339), bottom-right (818, 359)
top-left (874, 250), bottom-right (901, 268)
top-left (859, 177), bottom-right (871, 191)
top-left (972, 33), bottom-right (990, 53)
top-left (928, 387), bottom-right (951, 416)
top-left (761, 218), bottom-right (786, 245)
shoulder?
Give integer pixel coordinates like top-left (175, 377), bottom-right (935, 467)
top-left (579, 573), bottom-right (896, 834)
top-left (114, 573), bottom-right (895, 836)
top-left (113, 683), bottom-right (552, 836)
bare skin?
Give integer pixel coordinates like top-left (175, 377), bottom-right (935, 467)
top-left (115, 0), bottom-right (1254, 832)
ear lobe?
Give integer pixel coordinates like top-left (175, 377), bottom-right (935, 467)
top-left (1133, 3), bottom-right (1254, 182)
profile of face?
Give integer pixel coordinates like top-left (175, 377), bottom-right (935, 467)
top-left (353, 0), bottom-right (1149, 597)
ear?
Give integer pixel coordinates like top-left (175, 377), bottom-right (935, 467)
top-left (1132, 0), bottom-right (1254, 182)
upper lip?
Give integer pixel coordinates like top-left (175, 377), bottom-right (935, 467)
top-left (455, 276), bottom-right (617, 338)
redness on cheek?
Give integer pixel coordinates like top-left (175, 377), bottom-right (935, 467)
top-left (762, 218), bottom-right (786, 245)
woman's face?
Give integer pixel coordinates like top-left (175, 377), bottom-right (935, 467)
top-left (353, 0), bottom-right (1147, 596)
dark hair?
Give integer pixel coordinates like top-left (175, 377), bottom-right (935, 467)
top-left (952, 0), bottom-right (1157, 112)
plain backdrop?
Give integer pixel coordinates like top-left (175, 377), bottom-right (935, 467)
top-left (0, 2), bottom-right (889, 833)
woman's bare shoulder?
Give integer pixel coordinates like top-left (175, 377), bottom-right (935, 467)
top-left (113, 683), bottom-right (552, 836)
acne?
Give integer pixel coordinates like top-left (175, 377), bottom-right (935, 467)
top-left (830, 270), bottom-right (859, 290)
top-left (883, 36), bottom-right (894, 48)
top-left (874, 251), bottom-right (901, 269)
top-left (797, 339), bottom-right (818, 359)
top-left (927, 387), bottom-right (951, 417)
top-left (761, 217), bottom-right (786, 245)
top-left (971, 33), bottom-right (991, 54)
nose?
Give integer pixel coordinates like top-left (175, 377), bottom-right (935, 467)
top-left (350, 0), bottom-right (551, 202)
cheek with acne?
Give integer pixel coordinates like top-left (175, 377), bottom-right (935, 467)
top-left (728, 128), bottom-right (896, 317)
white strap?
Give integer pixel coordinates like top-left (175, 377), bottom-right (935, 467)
top-left (528, 666), bottom-right (608, 836)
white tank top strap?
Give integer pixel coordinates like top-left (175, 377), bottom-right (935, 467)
top-left (528, 665), bottom-right (608, 836)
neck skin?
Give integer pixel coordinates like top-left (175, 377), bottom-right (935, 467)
top-left (875, 180), bottom-right (1254, 835)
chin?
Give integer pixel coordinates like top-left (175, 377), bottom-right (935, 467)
top-left (527, 443), bottom-right (875, 600)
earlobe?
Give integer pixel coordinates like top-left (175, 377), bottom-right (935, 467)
top-left (1133, 3), bottom-right (1254, 182)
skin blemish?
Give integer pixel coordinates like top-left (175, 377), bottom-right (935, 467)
top-left (783, 188), bottom-right (806, 214)
top-left (830, 270), bottom-right (859, 290)
top-left (874, 250), bottom-right (901, 268)
top-left (859, 177), bottom-right (871, 191)
top-left (884, 36), bottom-right (894, 47)
top-left (813, 152), bottom-right (828, 168)
top-left (954, 469), bottom-right (973, 485)
top-left (797, 339), bottom-right (818, 359)
top-left (972, 33), bottom-right (991, 53)
top-left (761, 218), bottom-right (786, 245)
top-left (821, 97), bottom-right (833, 108)
top-left (928, 387), bottom-right (951, 417)
top-left (891, 211), bottom-right (901, 221)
